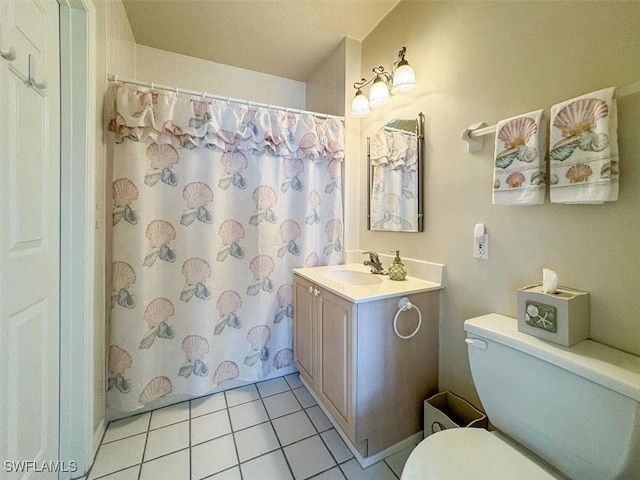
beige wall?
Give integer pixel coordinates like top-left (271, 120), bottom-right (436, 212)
top-left (306, 41), bottom-right (347, 117)
top-left (343, 38), bottom-right (364, 254)
top-left (105, 0), bottom-right (136, 76)
top-left (357, 1), bottom-right (640, 406)
top-left (136, 45), bottom-right (306, 108)
top-left (306, 38), bottom-right (362, 253)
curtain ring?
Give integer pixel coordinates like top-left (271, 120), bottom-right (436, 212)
top-left (175, 86), bottom-right (179, 95)
top-left (227, 97), bottom-right (232, 106)
top-left (114, 75), bottom-right (119, 84)
top-left (151, 82), bottom-right (155, 90)
top-left (267, 104), bottom-right (272, 111)
top-left (202, 91), bottom-right (207, 100)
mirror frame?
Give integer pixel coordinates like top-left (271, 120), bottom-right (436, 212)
top-left (367, 112), bottom-right (424, 232)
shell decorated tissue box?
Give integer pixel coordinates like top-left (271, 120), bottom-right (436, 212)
top-left (517, 269), bottom-right (590, 347)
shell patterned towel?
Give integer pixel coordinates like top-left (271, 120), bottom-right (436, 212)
top-left (492, 109), bottom-right (545, 205)
top-left (549, 87), bottom-right (618, 204)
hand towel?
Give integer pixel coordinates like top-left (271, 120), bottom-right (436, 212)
top-left (492, 109), bottom-right (545, 205)
top-left (549, 87), bottom-right (618, 204)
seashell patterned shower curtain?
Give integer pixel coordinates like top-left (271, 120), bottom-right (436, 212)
top-left (106, 83), bottom-right (344, 412)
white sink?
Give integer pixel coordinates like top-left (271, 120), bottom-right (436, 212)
top-left (295, 263), bottom-right (443, 303)
top-left (322, 269), bottom-right (384, 286)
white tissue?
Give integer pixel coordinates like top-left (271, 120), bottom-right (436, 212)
top-left (542, 268), bottom-right (558, 294)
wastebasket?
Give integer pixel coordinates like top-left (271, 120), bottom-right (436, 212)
top-left (424, 391), bottom-right (487, 437)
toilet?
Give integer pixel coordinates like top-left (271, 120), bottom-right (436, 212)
top-left (402, 313), bottom-right (640, 480)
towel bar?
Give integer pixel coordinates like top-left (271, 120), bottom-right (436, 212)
top-left (461, 80), bottom-right (640, 153)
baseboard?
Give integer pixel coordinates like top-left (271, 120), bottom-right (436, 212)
top-left (92, 417), bottom-right (106, 458)
top-left (299, 376), bottom-right (422, 469)
top-left (74, 417), bottom-right (106, 480)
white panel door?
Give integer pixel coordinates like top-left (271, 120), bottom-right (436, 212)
top-left (0, 0), bottom-right (60, 478)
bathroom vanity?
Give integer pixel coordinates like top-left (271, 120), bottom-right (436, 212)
top-left (293, 264), bottom-right (443, 460)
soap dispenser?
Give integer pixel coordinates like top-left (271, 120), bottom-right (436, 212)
top-left (388, 250), bottom-right (407, 281)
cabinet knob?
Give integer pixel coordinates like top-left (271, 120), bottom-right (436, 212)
top-left (313, 288), bottom-right (320, 296)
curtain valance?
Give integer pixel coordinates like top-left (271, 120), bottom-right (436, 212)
top-left (107, 83), bottom-right (344, 162)
top-left (369, 128), bottom-right (417, 169)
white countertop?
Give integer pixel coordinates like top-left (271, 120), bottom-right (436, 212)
top-left (293, 263), bottom-right (444, 303)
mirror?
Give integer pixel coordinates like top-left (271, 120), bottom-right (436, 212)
top-left (368, 113), bottom-right (424, 232)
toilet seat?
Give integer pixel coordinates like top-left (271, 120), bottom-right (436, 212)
top-left (401, 428), bottom-right (564, 480)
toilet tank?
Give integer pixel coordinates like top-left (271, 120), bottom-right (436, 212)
top-left (464, 314), bottom-right (640, 480)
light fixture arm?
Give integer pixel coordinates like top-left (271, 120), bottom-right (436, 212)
top-left (353, 66), bottom-right (393, 90)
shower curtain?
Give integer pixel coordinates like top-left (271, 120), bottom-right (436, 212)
top-left (106, 83), bottom-right (344, 412)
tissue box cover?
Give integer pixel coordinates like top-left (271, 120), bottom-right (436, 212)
top-left (517, 284), bottom-right (589, 347)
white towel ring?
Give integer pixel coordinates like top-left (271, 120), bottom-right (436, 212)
top-left (393, 297), bottom-right (422, 340)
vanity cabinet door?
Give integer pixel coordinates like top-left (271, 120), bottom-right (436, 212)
top-left (294, 270), bottom-right (440, 458)
top-left (317, 289), bottom-right (355, 438)
top-left (293, 275), bottom-right (316, 386)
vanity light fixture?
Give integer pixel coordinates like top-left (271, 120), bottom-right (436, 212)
top-left (350, 46), bottom-right (416, 118)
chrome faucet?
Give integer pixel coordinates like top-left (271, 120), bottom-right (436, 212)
top-left (363, 251), bottom-right (384, 274)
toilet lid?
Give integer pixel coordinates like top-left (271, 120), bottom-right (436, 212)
top-left (401, 429), bottom-right (563, 480)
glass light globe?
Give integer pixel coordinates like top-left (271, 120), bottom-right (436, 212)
top-left (391, 63), bottom-right (416, 95)
top-left (369, 77), bottom-right (390, 108)
top-left (350, 90), bottom-right (371, 118)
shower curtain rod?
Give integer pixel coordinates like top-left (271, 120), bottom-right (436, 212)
top-left (463, 80), bottom-right (640, 140)
top-left (107, 74), bottom-right (345, 121)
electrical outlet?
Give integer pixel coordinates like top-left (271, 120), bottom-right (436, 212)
top-left (474, 234), bottom-right (489, 259)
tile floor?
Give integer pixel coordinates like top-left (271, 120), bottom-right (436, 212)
top-left (84, 373), bottom-right (416, 480)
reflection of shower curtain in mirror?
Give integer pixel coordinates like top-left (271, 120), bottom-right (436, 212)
top-left (106, 83), bottom-right (344, 412)
top-left (370, 128), bottom-right (418, 231)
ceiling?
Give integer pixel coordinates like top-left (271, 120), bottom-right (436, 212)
top-left (122, 0), bottom-right (401, 82)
